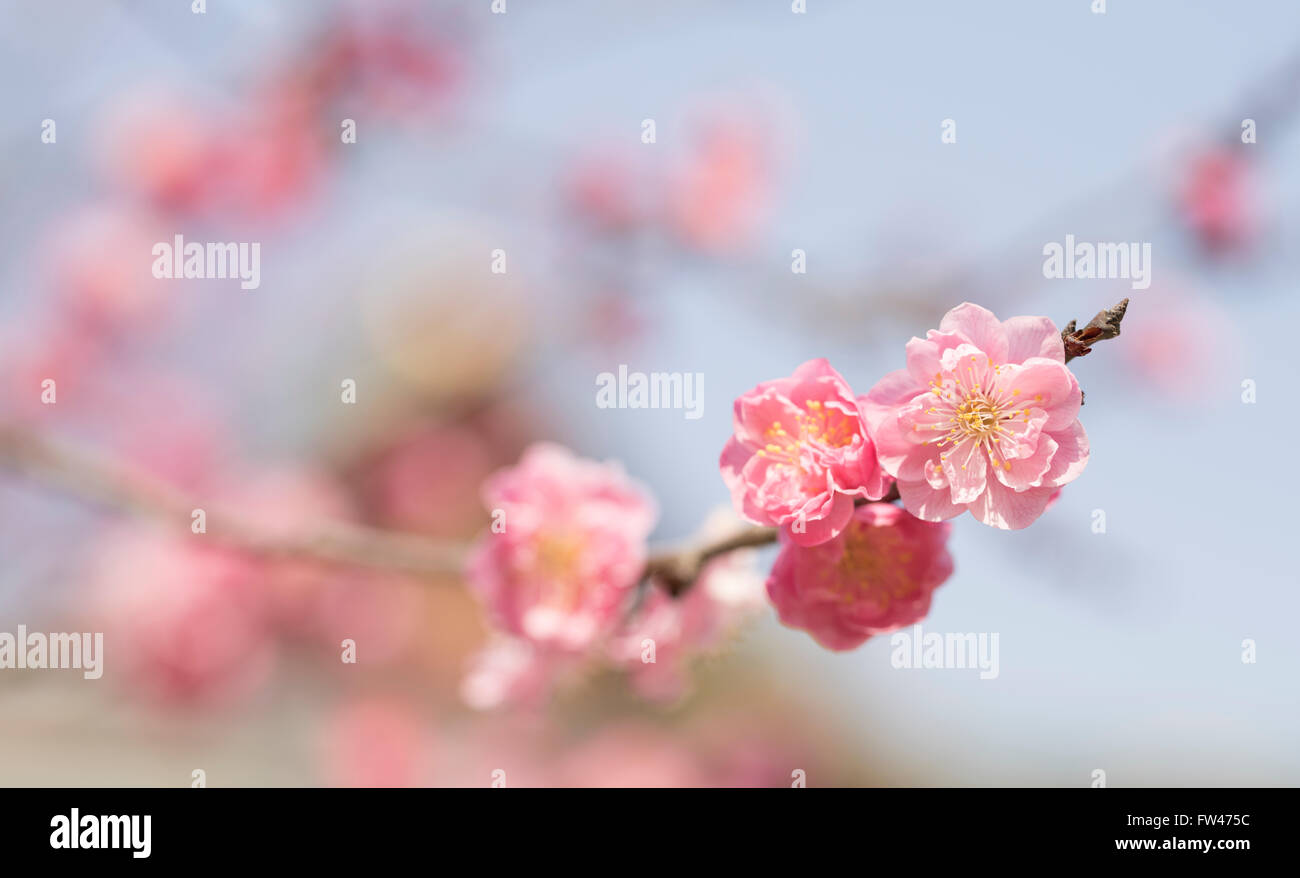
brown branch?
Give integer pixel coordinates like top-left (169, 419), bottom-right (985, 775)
top-left (0, 426), bottom-right (466, 579)
top-left (642, 486), bottom-right (900, 597)
top-left (643, 524), bottom-right (777, 597)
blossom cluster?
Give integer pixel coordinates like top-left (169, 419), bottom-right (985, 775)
top-left (462, 303), bottom-right (1091, 707)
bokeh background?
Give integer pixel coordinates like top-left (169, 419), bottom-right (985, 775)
top-left (0, 0), bottom-right (1297, 786)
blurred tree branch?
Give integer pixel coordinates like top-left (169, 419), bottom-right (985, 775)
top-left (0, 300), bottom-right (1128, 595)
top-left (0, 426), bottom-right (467, 579)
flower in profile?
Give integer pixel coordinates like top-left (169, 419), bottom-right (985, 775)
top-left (861, 303), bottom-right (1088, 530)
top-left (467, 443), bottom-right (657, 651)
top-left (766, 503), bottom-right (953, 651)
top-left (721, 358), bottom-right (890, 547)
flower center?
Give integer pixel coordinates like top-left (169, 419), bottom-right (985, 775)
top-left (757, 400), bottom-right (856, 469)
top-left (918, 362), bottom-right (1045, 472)
top-left (952, 396), bottom-right (1004, 439)
top-left (834, 527), bottom-right (917, 608)
top-left (528, 534), bottom-right (587, 610)
top-left (796, 400), bottom-right (855, 448)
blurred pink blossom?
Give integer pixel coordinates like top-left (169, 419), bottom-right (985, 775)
top-left (565, 149), bottom-right (655, 233)
top-left (467, 443), bottom-right (657, 652)
top-left (42, 205), bottom-right (172, 334)
top-left (559, 723), bottom-right (706, 788)
top-left (666, 119), bottom-right (770, 252)
top-left (357, 422), bottom-right (496, 539)
top-left (1119, 282), bottom-right (1240, 402)
top-left (83, 528), bottom-right (275, 705)
top-left (99, 91), bottom-right (323, 222)
top-left (460, 637), bottom-right (571, 711)
top-left (320, 697), bottom-right (433, 787)
top-left (1178, 148), bottom-right (1254, 255)
top-left (82, 372), bottom-right (231, 493)
top-left (0, 322), bottom-right (104, 423)
top-left (314, 2), bottom-right (466, 118)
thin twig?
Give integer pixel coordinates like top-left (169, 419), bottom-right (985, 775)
top-left (1062, 298), bottom-right (1129, 362)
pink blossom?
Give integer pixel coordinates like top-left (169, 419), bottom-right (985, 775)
top-left (861, 303), bottom-right (1088, 530)
top-left (314, 2), bottom-right (465, 118)
top-left (98, 90), bottom-right (323, 222)
top-left (320, 697), bottom-right (433, 787)
top-left (666, 119), bottom-right (771, 253)
top-left (467, 443), bottom-right (657, 651)
top-left (721, 358), bottom-right (890, 547)
top-left (766, 503), bottom-right (953, 651)
top-left (97, 92), bottom-right (215, 214)
top-left (357, 421), bottom-right (496, 539)
top-left (1179, 148), bottom-right (1254, 255)
top-left (460, 637), bottom-right (570, 711)
top-left (565, 148), bottom-right (655, 233)
top-left (559, 723), bottom-right (706, 788)
top-left (83, 372), bottom-right (231, 494)
top-left (43, 206), bottom-right (173, 334)
top-left (1121, 282), bottom-right (1240, 401)
top-left (83, 528), bottom-right (275, 704)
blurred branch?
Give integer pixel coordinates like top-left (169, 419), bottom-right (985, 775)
top-left (0, 426), bottom-right (466, 579)
top-left (0, 300), bottom-right (1127, 593)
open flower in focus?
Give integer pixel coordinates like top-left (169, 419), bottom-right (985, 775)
top-left (861, 303), bottom-right (1088, 530)
top-left (766, 503), bottom-right (953, 651)
top-left (467, 443), bottom-right (657, 652)
top-left (721, 358), bottom-right (889, 547)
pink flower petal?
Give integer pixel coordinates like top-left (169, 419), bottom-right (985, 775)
top-left (940, 437), bottom-right (988, 504)
top-left (785, 491), bottom-right (856, 546)
top-left (940, 303), bottom-right (1009, 362)
top-left (1042, 420), bottom-right (1089, 487)
top-left (968, 477), bottom-right (1055, 530)
top-left (1003, 315), bottom-right (1064, 364)
top-left (1004, 359), bottom-right (1081, 432)
top-left (993, 432), bottom-right (1056, 491)
top-left (898, 478), bottom-right (967, 522)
